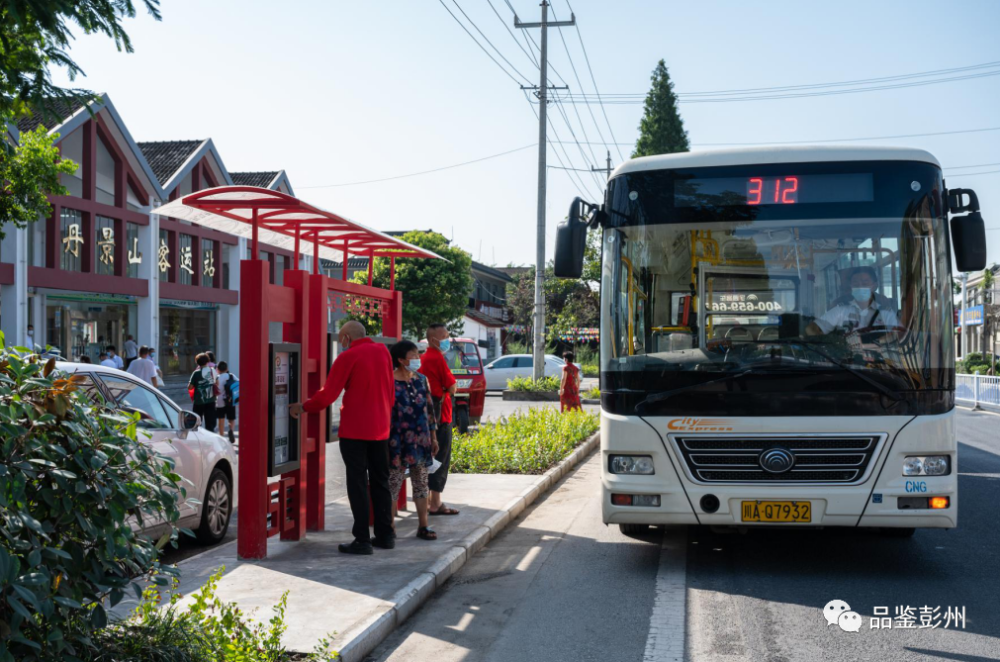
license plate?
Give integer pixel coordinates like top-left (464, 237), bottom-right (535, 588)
top-left (741, 500), bottom-right (811, 523)
top-left (456, 379), bottom-right (473, 388)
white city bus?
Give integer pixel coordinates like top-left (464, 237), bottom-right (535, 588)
top-left (554, 146), bottom-right (987, 537)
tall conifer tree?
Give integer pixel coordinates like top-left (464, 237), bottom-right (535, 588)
top-left (632, 59), bottom-right (689, 158)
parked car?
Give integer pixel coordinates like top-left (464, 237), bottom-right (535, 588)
top-left (417, 338), bottom-right (487, 433)
top-left (56, 362), bottom-right (238, 545)
top-left (483, 353), bottom-right (583, 391)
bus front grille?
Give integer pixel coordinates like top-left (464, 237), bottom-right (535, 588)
top-left (672, 435), bottom-right (882, 484)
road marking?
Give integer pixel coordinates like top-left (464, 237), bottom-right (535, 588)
top-left (643, 527), bottom-right (688, 662)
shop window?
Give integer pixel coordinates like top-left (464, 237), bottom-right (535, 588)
top-left (222, 245), bottom-right (231, 289)
top-left (60, 209), bottom-right (84, 272)
top-left (202, 238), bottom-right (216, 286)
top-left (178, 234), bottom-right (194, 285)
top-left (95, 137), bottom-right (116, 206)
top-left (127, 223), bottom-right (140, 278)
top-left (58, 128), bottom-right (84, 198)
top-left (159, 306), bottom-right (217, 376)
top-left (159, 229), bottom-right (171, 281)
top-left (126, 182), bottom-right (143, 212)
top-left (95, 216), bottom-right (115, 276)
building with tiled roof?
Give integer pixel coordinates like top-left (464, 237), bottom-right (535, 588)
top-left (136, 140), bottom-right (205, 187)
top-left (230, 170), bottom-right (295, 195)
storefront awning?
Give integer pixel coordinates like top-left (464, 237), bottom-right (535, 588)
top-left (152, 186), bottom-right (441, 264)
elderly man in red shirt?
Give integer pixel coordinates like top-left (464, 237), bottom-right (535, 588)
top-left (420, 323), bottom-right (460, 516)
top-left (290, 321), bottom-right (395, 555)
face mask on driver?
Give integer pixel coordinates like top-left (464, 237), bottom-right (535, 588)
top-left (851, 287), bottom-right (872, 303)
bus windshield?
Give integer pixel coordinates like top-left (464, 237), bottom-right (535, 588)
top-left (600, 163), bottom-right (954, 416)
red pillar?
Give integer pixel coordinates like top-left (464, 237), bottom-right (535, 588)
top-left (237, 259), bottom-right (270, 559)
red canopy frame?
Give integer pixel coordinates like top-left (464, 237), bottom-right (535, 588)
top-left (153, 187), bottom-right (440, 559)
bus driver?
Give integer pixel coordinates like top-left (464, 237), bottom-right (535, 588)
top-left (805, 266), bottom-right (900, 337)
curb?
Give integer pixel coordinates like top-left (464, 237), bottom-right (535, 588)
top-left (334, 430), bottom-right (600, 662)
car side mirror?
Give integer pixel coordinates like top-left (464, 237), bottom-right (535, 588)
top-left (182, 410), bottom-right (201, 431)
top-left (554, 197), bottom-right (592, 278)
top-left (487, 364), bottom-right (495, 369)
top-left (949, 188), bottom-right (988, 272)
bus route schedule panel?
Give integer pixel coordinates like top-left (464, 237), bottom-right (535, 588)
top-left (268, 342), bottom-right (301, 477)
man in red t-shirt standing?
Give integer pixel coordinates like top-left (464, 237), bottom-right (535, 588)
top-left (420, 323), bottom-right (460, 516)
top-left (290, 321), bottom-right (395, 554)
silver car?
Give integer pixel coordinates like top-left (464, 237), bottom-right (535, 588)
top-left (57, 362), bottom-right (238, 545)
top-left (483, 354), bottom-right (583, 391)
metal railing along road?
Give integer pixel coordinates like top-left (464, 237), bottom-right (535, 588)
top-left (956, 373), bottom-right (1000, 409)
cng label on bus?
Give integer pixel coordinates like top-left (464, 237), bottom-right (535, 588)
top-left (667, 418), bottom-right (734, 432)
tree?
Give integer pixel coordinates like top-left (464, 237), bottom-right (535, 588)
top-left (632, 59), bottom-right (689, 158)
top-left (1, 0), bottom-right (161, 119)
top-left (0, 126), bottom-right (77, 239)
top-left (349, 231), bottom-right (472, 339)
top-left (506, 264), bottom-right (599, 341)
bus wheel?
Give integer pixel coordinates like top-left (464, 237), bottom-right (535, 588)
top-left (619, 523), bottom-right (649, 537)
top-left (881, 527), bottom-right (916, 538)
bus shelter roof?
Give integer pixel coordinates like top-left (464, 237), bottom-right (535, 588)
top-left (152, 186), bottom-right (441, 264)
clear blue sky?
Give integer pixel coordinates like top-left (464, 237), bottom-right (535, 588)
top-left (51, 0), bottom-right (1000, 267)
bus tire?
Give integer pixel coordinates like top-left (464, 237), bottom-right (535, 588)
top-left (619, 523), bottom-right (649, 537)
top-left (881, 527), bottom-right (916, 538)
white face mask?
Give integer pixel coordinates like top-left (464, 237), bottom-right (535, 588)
top-left (408, 359), bottom-right (422, 372)
top-left (851, 287), bottom-right (872, 303)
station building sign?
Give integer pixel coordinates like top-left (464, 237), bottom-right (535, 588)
top-left (961, 305), bottom-right (984, 326)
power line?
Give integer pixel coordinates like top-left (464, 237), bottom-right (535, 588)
top-left (945, 162), bottom-right (1000, 170)
top-left (450, 0), bottom-right (532, 84)
top-left (298, 143), bottom-right (536, 188)
top-left (946, 169), bottom-right (1000, 178)
top-left (486, 0), bottom-right (539, 69)
top-left (563, 0), bottom-right (624, 161)
top-left (436, 0), bottom-right (523, 86)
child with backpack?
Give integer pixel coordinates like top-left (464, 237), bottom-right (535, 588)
top-left (216, 361), bottom-right (239, 443)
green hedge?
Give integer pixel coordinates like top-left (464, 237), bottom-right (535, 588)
top-left (451, 408), bottom-right (599, 474)
top-left (506, 375), bottom-right (560, 392)
top-left (581, 363), bottom-right (599, 377)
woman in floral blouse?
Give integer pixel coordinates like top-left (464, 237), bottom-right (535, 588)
top-left (389, 340), bottom-right (440, 540)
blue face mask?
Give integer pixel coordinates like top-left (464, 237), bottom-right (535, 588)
top-left (852, 287), bottom-right (872, 303)
top-left (408, 359), bottom-right (422, 372)
top-left (439, 339), bottom-right (451, 352)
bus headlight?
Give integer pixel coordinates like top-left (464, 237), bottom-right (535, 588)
top-left (902, 455), bottom-right (950, 476)
top-left (609, 455), bottom-right (654, 475)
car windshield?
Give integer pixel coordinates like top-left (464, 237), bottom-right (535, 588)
top-left (601, 163), bottom-right (953, 415)
top-left (444, 341), bottom-right (482, 371)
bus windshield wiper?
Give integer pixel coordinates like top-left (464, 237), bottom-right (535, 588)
top-left (754, 339), bottom-right (905, 403)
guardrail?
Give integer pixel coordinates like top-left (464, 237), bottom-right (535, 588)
top-left (956, 373), bottom-right (1000, 409)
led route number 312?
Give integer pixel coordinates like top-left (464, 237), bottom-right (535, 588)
top-left (748, 176), bottom-right (799, 205)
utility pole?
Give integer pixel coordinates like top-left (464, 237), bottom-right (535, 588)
top-left (516, 1), bottom-right (575, 381)
top-left (592, 149), bottom-right (613, 180)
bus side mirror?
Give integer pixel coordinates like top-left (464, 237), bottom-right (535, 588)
top-left (949, 188), bottom-right (987, 272)
top-left (554, 197), bottom-right (590, 278)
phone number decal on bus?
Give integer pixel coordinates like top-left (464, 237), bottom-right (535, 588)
top-left (708, 301), bottom-right (784, 313)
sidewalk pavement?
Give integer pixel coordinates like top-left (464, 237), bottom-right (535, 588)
top-left (169, 434), bottom-right (599, 661)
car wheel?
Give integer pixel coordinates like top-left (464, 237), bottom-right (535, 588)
top-left (880, 527), bottom-right (916, 538)
top-left (619, 523), bottom-right (650, 537)
top-left (454, 406), bottom-right (471, 434)
top-left (196, 468), bottom-right (232, 544)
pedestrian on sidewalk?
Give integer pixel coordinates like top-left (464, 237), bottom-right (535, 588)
top-left (99, 352), bottom-right (115, 369)
top-left (127, 346), bottom-right (160, 388)
top-left (148, 347), bottom-right (164, 385)
top-left (420, 323), bottom-right (460, 517)
top-left (188, 353), bottom-right (218, 433)
top-left (388, 340), bottom-right (440, 541)
top-left (216, 361), bottom-right (238, 443)
top-left (289, 321), bottom-right (395, 555)
top-left (106, 345), bottom-right (124, 370)
top-left (123, 335), bottom-right (138, 368)
top-left (559, 351), bottom-right (582, 412)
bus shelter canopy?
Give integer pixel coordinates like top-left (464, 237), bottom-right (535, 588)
top-left (152, 186), bottom-right (441, 265)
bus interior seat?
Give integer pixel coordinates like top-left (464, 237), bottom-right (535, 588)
top-left (757, 327), bottom-right (779, 341)
top-left (725, 327), bottom-right (754, 342)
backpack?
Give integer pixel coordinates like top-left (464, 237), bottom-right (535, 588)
top-left (225, 373), bottom-right (240, 406)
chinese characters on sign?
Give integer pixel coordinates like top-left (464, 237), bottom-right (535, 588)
top-left (179, 246), bottom-right (194, 275)
top-left (97, 227), bottom-right (115, 266)
top-left (870, 606), bottom-right (966, 630)
top-left (62, 223), bottom-right (84, 257)
top-left (158, 238), bottom-right (171, 273)
top-left (203, 249), bottom-right (216, 279)
top-left (129, 237), bottom-right (142, 265)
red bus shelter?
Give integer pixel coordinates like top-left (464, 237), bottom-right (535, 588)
top-left (154, 186), bottom-right (439, 559)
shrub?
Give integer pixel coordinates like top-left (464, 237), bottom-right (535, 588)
top-left (958, 352), bottom-right (1000, 375)
top-left (581, 363), bottom-right (600, 378)
top-left (583, 386), bottom-right (601, 400)
top-left (0, 348), bottom-right (184, 662)
top-left (451, 408), bottom-right (599, 474)
top-left (506, 375), bottom-right (560, 392)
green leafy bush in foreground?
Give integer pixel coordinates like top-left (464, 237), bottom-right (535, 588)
top-left (0, 349), bottom-right (183, 662)
top-left (451, 408), bottom-right (599, 474)
top-left (581, 363), bottom-right (600, 378)
top-left (506, 375), bottom-right (560, 392)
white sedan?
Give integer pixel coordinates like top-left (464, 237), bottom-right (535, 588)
top-left (483, 354), bottom-right (583, 391)
top-left (58, 362), bottom-right (238, 545)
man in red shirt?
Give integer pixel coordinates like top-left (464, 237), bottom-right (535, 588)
top-left (420, 323), bottom-right (460, 516)
top-left (290, 321), bottom-right (395, 554)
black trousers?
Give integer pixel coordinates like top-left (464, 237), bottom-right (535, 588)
top-left (428, 422), bottom-right (453, 493)
top-left (339, 438), bottom-right (394, 543)
top-left (193, 402), bottom-right (217, 433)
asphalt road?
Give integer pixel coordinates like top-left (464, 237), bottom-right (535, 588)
top-left (368, 406), bottom-right (1000, 662)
